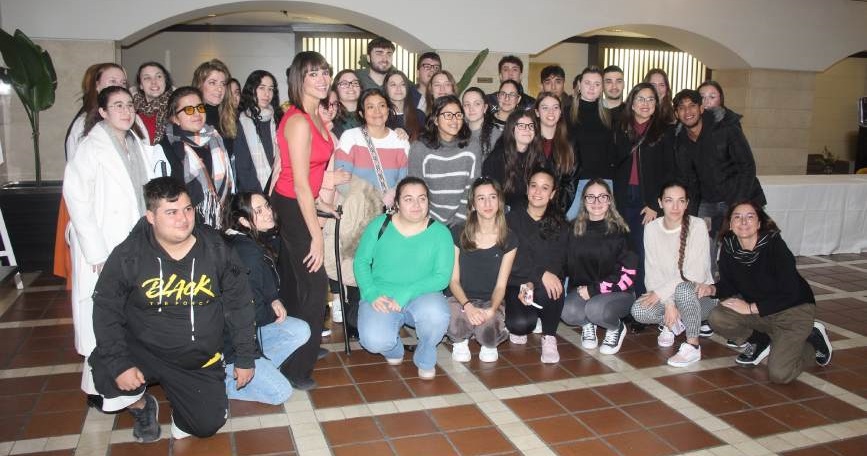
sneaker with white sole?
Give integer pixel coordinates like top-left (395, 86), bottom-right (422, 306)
top-left (386, 357), bottom-right (403, 366)
top-left (532, 318), bottom-right (543, 334)
top-left (129, 393), bottom-right (160, 443)
top-left (418, 367), bottom-right (436, 379)
top-left (451, 339), bottom-right (471, 362)
top-left (581, 323), bottom-right (598, 349)
top-left (735, 339), bottom-right (770, 366)
top-left (479, 345), bottom-right (499, 362)
top-left (541, 335), bottom-right (560, 363)
top-left (331, 298), bottom-right (343, 324)
top-left (667, 342), bottom-right (702, 367)
top-left (657, 327), bottom-right (675, 347)
top-left (808, 321), bottom-right (832, 367)
top-left (599, 321), bottom-right (627, 355)
top-left (699, 321), bottom-right (714, 337)
top-left (509, 333), bottom-right (527, 344)
top-left (170, 418), bottom-right (191, 440)
top-left (726, 339), bottom-right (749, 349)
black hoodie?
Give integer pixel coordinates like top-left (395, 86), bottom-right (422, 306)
top-left (91, 217), bottom-right (257, 380)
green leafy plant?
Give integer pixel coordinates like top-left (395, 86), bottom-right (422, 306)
top-left (0, 28), bottom-right (58, 185)
top-left (455, 48), bottom-right (488, 93)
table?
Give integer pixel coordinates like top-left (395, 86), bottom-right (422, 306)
top-left (759, 175), bottom-right (867, 256)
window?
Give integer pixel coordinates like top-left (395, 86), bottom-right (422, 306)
top-left (603, 47), bottom-right (707, 97)
top-left (302, 36), bottom-right (418, 82)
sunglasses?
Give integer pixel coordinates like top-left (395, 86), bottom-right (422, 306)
top-left (176, 104), bottom-right (206, 115)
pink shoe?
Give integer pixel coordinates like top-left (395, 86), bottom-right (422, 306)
top-left (509, 333), bottom-right (527, 344)
top-left (667, 342), bottom-right (701, 367)
top-left (541, 335), bottom-right (560, 363)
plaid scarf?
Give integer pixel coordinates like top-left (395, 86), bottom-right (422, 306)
top-left (132, 91), bottom-right (171, 143)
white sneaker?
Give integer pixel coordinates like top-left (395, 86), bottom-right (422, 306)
top-left (171, 418), bottom-right (191, 440)
top-left (321, 328), bottom-right (332, 337)
top-left (533, 318), bottom-right (543, 334)
top-left (541, 335), bottom-right (560, 363)
top-left (581, 323), bottom-right (598, 349)
top-left (451, 340), bottom-right (471, 362)
top-left (479, 345), bottom-right (499, 362)
top-left (599, 321), bottom-right (627, 355)
top-left (418, 367), bottom-right (436, 379)
top-left (386, 357), bottom-right (403, 366)
top-left (667, 342), bottom-right (702, 367)
top-left (331, 297), bottom-right (343, 323)
top-left (509, 333), bottom-right (527, 344)
top-left (658, 327), bottom-right (675, 347)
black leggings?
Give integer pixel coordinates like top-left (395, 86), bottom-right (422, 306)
top-left (504, 284), bottom-right (564, 336)
top-left (274, 194), bottom-right (327, 383)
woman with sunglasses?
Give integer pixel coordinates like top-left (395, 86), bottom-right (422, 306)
top-left (64, 86), bottom-right (163, 407)
top-left (482, 110), bottom-right (545, 208)
top-left (562, 179), bottom-right (637, 355)
top-left (159, 86), bottom-right (234, 228)
top-left (408, 95), bottom-right (482, 226)
top-left (612, 83), bottom-right (675, 295)
top-left (447, 177), bottom-right (516, 363)
top-left (234, 70), bottom-right (283, 193)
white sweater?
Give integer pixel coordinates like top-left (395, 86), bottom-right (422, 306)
top-left (644, 216), bottom-right (713, 304)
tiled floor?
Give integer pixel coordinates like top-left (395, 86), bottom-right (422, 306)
top-left (0, 253), bottom-right (866, 455)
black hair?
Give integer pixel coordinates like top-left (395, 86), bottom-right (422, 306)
top-left (602, 65), bottom-right (624, 75)
top-left (357, 88), bottom-right (394, 123)
top-left (223, 192), bottom-right (279, 259)
top-left (167, 86), bottom-right (204, 122)
top-left (395, 176), bottom-right (431, 202)
top-left (617, 82), bottom-right (667, 146)
top-left (367, 37), bottom-right (395, 54)
top-left (498, 55), bottom-right (524, 74)
top-left (673, 89), bottom-right (702, 108)
top-left (528, 166), bottom-right (566, 240)
top-left (238, 70), bottom-right (281, 123)
top-left (417, 52), bottom-right (442, 68)
top-left (136, 61), bottom-right (173, 93)
top-left (420, 95), bottom-right (471, 149)
top-left (145, 176), bottom-right (189, 211)
top-left (540, 65), bottom-right (565, 81)
top-left (83, 86), bottom-right (144, 138)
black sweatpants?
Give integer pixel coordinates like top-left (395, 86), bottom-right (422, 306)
top-left (90, 337), bottom-right (227, 438)
top-left (273, 194), bottom-right (327, 383)
top-left (504, 284), bottom-right (565, 336)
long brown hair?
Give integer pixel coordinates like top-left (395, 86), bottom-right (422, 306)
top-left (383, 70), bottom-right (422, 141)
top-left (573, 179), bottom-right (629, 237)
top-left (643, 68), bottom-right (675, 124)
top-left (617, 82), bottom-right (668, 146)
top-left (501, 110), bottom-right (544, 195)
top-left (192, 59), bottom-right (237, 138)
top-left (80, 63), bottom-right (126, 115)
top-left (461, 177), bottom-right (508, 251)
top-left (424, 70), bottom-right (457, 115)
top-left (534, 92), bottom-right (574, 176)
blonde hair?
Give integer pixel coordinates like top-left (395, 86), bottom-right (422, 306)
top-left (192, 59), bottom-right (237, 138)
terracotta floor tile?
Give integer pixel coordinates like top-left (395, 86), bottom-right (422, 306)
top-left (22, 409), bottom-right (86, 438)
top-left (651, 422), bottom-right (724, 452)
top-left (604, 429), bottom-right (675, 456)
top-left (827, 435), bottom-right (867, 456)
top-left (447, 427), bottom-right (515, 455)
top-left (308, 384), bottom-right (363, 409)
top-left (800, 396), bottom-right (867, 422)
top-left (722, 409), bottom-right (790, 437)
top-left (765, 380), bottom-right (826, 400)
top-left (0, 375), bottom-right (47, 396)
top-left (555, 343), bottom-right (589, 360)
top-left (0, 394), bottom-right (38, 416)
top-left (228, 399), bottom-right (283, 418)
top-left (526, 415), bottom-right (593, 444)
top-left (43, 373), bottom-right (81, 391)
top-left (517, 363), bottom-right (574, 382)
top-left (337, 350), bottom-right (390, 366)
top-left (391, 433), bottom-right (457, 456)
top-left (695, 367), bottom-right (753, 388)
top-left (761, 403), bottom-right (833, 429)
top-left (558, 357), bottom-right (614, 377)
top-left (621, 401), bottom-right (687, 428)
top-left (687, 389), bottom-right (751, 415)
top-left (314, 351), bottom-right (344, 369)
top-left (725, 384), bottom-right (790, 407)
top-left (32, 390), bottom-right (87, 414)
top-left (105, 440), bottom-right (172, 456)
top-left (348, 363), bottom-right (402, 383)
top-left (322, 417), bottom-right (383, 446)
top-left (172, 432), bottom-right (231, 456)
top-left (499, 347), bottom-right (543, 365)
top-left (593, 382), bottom-right (655, 405)
top-left (312, 366), bottom-right (354, 387)
top-left (656, 373), bottom-right (717, 395)
top-left (617, 349), bottom-right (671, 369)
top-left (472, 365), bottom-right (528, 388)
top-left (377, 410), bottom-right (437, 438)
top-left (504, 394), bottom-right (566, 420)
top-left (553, 439), bottom-right (619, 456)
top-left (357, 379), bottom-right (414, 403)
top-left (332, 441), bottom-right (394, 456)
top-left (781, 445), bottom-right (840, 456)
top-left (404, 375), bottom-right (461, 397)
top-left (0, 415), bottom-right (28, 441)
top-left (234, 427), bottom-right (295, 455)
top-left (576, 407), bottom-right (641, 436)
top-left (429, 405), bottom-right (491, 431)
top-left (550, 388), bottom-right (610, 412)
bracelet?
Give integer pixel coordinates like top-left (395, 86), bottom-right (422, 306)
top-left (460, 301), bottom-right (470, 312)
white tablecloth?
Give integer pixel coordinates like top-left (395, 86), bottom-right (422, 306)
top-left (759, 175), bottom-right (867, 256)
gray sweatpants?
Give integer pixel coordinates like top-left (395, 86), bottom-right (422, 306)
top-left (446, 297), bottom-right (508, 348)
top-left (561, 291), bottom-right (634, 330)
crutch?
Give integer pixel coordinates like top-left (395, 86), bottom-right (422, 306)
top-left (317, 206), bottom-right (350, 355)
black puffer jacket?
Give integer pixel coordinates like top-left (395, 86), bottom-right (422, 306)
top-left (612, 125), bottom-right (676, 212)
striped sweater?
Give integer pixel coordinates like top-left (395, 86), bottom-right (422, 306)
top-left (334, 127), bottom-right (409, 191)
top-left (408, 137), bottom-right (482, 226)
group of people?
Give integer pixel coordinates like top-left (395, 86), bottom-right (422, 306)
top-left (58, 36), bottom-right (832, 445)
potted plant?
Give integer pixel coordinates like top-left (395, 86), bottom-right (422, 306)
top-left (0, 28), bottom-right (61, 272)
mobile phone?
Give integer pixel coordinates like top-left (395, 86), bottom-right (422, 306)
top-left (671, 319), bottom-right (686, 336)
top-left (520, 284), bottom-right (542, 308)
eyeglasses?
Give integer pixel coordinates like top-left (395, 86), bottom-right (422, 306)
top-left (634, 96), bottom-right (657, 105)
top-left (420, 63), bottom-right (441, 72)
top-left (438, 111), bottom-right (464, 121)
top-left (321, 100), bottom-right (340, 109)
top-left (732, 213), bottom-right (757, 224)
top-left (336, 80), bottom-right (361, 89)
top-left (515, 122), bottom-right (535, 131)
top-left (498, 91), bottom-right (520, 100)
top-left (584, 194), bottom-right (611, 204)
top-left (176, 104), bottom-right (206, 115)
top-left (107, 102), bottom-right (135, 113)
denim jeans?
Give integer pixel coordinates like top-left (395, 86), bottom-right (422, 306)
top-left (698, 201), bottom-right (728, 278)
top-left (224, 316), bottom-right (310, 405)
top-left (358, 292), bottom-right (450, 370)
top-left (566, 178), bottom-right (614, 221)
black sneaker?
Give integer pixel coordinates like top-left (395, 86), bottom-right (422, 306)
top-left (699, 321), bottom-right (714, 337)
top-left (317, 347), bottom-right (330, 360)
top-left (726, 339), bottom-right (749, 349)
top-left (129, 393), bottom-right (160, 443)
top-left (736, 339), bottom-right (771, 366)
top-left (808, 321), bottom-right (832, 367)
top-left (290, 377), bottom-right (318, 391)
top-left (86, 394), bottom-right (103, 409)
top-left (599, 321), bottom-right (627, 355)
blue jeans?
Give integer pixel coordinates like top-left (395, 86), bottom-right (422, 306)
top-left (566, 178), bottom-right (614, 221)
top-left (224, 316), bottom-right (310, 405)
top-left (358, 292), bottom-right (449, 370)
top-left (698, 201), bottom-right (728, 278)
